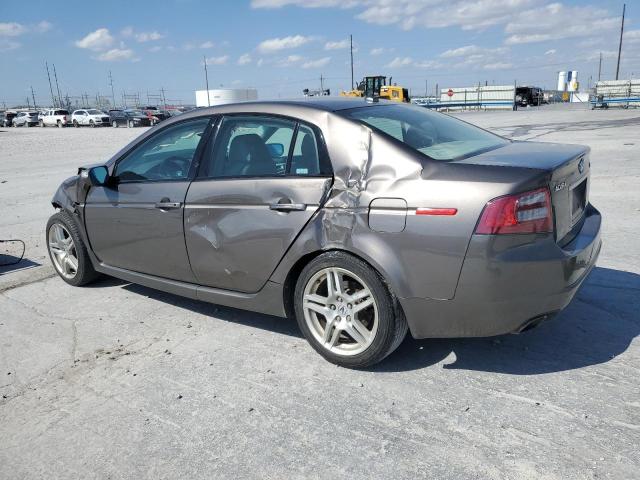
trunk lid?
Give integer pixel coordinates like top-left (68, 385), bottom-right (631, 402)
top-left (458, 141), bottom-right (590, 243)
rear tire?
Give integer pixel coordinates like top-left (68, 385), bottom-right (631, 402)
top-left (73, 120), bottom-right (79, 128)
top-left (57, 120), bottom-right (63, 128)
top-left (294, 251), bottom-right (407, 368)
top-left (128, 120), bottom-right (134, 128)
top-left (112, 120), bottom-right (118, 128)
top-left (46, 211), bottom-right (100, 287)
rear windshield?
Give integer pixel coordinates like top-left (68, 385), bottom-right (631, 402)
top-left (55, 110), bottom-right (69, 115)
top-left (87, 109), bottom-right (103, 115)
top-left (343, 104), bottom-right (508, 161)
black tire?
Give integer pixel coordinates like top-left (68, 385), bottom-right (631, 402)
top-left (128, 120), bottom-right (134, 128)
top-left (46, 211), bottom-right (101, 287)
top-left (57, 120), bottom-right (63, 128)
top-left (89, 120), bottom-right (95, 128)
top-left (294, 251), bottom-right (407, 368)
top-left (73, 120), bottom-right (79, 128)
top-left (112, 120), bottom-right (118, 128)
top-left (40, 120), bottom-right (45, 127)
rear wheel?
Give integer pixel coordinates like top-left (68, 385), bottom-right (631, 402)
top-left (128, 120), bottom-right (134, 128)
top-left (57, 120), bottom-right (63, 128)
top-left (294, 252), bottom-right (407, 368)
top-left (112, 120), bottom-right (118, 128)
top-left (46, 211), bottom-right (100, 286)
top-left (40, 120), bottom-right (45, 127)
top-left (89, 120), bottom-right (95, 128)
top-left (73, 120), bottom-right (79, 128)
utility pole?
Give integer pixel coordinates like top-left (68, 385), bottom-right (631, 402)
top-left (203, 55), bottom-right (210, 107)
top-left (160, 87), bottom-right (167, 109)
top-left (108, 70), bottom-right (115, 108)
top-left (598, 52), bottom-right (603, 82)
top-left (425, 79), bottom-right (428, 97)
top-left (350, 34), bottom-right (354, 90)
top-left (616, 3), bottom-right (626, 80)
top-left (30, 86), bottom-right (37, 109)
top-left (320, 74), bottom-right (324, 92)
top-left (53, 64), bottom-right (63, 111)
top-left (46, 62), bottom-right (56, 107)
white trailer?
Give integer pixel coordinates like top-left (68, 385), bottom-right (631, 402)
top-left (435, 85), bottom-right (515, 111)
top-left (592, 80), bottom-right (640, 109)
top-left (195, 88), bottom-right (258, 107)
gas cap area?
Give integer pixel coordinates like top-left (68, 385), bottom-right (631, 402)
top-left (368, 198), bottom-right (408, 233)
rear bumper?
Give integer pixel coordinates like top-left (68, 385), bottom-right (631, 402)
top-left (401, 204), bottom-right (602, 338)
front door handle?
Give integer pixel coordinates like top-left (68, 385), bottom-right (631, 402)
top-left (155, 198), bottom-right (182, 210)
top-left (269, 202), bottom-right (306, 212)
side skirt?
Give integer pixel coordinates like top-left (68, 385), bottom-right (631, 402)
top-left (95, 263), bottom-right (288, 318)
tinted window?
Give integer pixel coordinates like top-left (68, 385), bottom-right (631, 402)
top-left (114, 118), bottom-right (209, 182)
top-left (290, 124), bottom-right (320, 176)
top-left (203, 115), bottom-right (296, 178)
top-left (55, 110), bottom-right (69, 115)
top-left (344, 104), bottom-right (508, 161)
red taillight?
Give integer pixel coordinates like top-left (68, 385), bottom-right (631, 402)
top-left (475, 187), bottom-right (553, 235)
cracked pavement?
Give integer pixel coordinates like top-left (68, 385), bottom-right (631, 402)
top-left (1, 106), bottom-right (639, 479)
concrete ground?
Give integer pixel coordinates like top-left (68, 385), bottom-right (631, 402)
top-left (1, 107), bottom-right (639, 479)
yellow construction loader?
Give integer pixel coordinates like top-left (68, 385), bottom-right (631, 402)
top-left (340, 76), bottom-right (410, 102)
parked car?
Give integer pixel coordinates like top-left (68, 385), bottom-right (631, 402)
top-left (71, 109), bottom-right (110, 127)
top-left (13, 111), bottom-right (40, 127)
top-left (1, 111), bottom-right (17, 127)
top-left (141, 106), bottom-right (170, 125)
top-left (40, 109), bottom-right (70, 128)
top-left (108, 109), bottom-right (152, 128)
top-left (46, 99), bottom-right (602, 368)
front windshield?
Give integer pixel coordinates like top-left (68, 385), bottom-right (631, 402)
top-left (343, 104), bottom-right (508, 161)
top-left (87, 109), bottom-right (103, 115)
top-left (126, 110), bottom-right (144, 116)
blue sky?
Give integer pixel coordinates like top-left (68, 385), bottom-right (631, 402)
top-left (1, 0), bottom-right (638, 106)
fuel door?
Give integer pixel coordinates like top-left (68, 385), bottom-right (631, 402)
top-left (368, 198), bottom-right (408, 233)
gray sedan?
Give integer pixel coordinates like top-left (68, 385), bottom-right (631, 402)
top-left (46, 99), bottom-right (601, 367)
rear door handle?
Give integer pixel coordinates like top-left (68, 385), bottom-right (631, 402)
top-left (269, 202), bottom-right (306, 212)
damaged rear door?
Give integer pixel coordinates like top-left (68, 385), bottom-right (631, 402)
top-left (184, 115), bottom-right (332, 293)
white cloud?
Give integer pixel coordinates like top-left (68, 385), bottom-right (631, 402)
top-left (257, 58), bottom-right (264, 67)
top-left (0, 39), bottom-right (21, 51)
top-left (504, 3), bottom-right (619, 45)
top-left (252, 0), bottom-right (347, 7)
top-left (135, 31), bottom-right (163, 42)
top-left (96, 48), bottom-right (137, 62)
top-left (483, 62), bottom-right (513, 70)
top-left (544, 49), bottom-right (556, 55)
top-left (75, 28), bottom-right (114, 51)
top-left (440, 45), bottom-right (506, 58)
top-left (302, 56), bottom-right (331, 68)
top-left (324, 39), bottom-right (349, 50)
top-left (149, 45), bottom-right (163, 53)
top-left (258, 35), bottom-right (312, 53)
top-left (278, 54), bottom-right (304, 66)
top-left (370, 47), bottom-right (393, 56)
top-left (34, 21), bottom-right (52, 33)
top-left (205, 55), bottom-right (229, 65)
top-left (200, 40), bottom-right (215, 49)
top-left (386, 56), bottom-right (413, 68)
top-left (0, 22), bottom-right (27, 37)
top-left (237, 53), bottom-right (252, 65)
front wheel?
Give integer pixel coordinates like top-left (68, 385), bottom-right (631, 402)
top-left (40, 120), bottom-right (45, 127)
top-left (73, 120), bottom-right (79, 128)
top-left (128, 120), bottom-right (134, 128)
top-left (112, 120), bottom-right (118, 128)
top-left (46, 211), bottom-right (100, 286)
top-left (294, 252), bottom-right (407, 368)
top-left (89, 120), bottom-right (95, 128)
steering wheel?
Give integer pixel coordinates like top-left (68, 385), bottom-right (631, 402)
top-left (146, 155), bottom-right (190, 179)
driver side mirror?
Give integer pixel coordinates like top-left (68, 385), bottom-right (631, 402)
top-left (88, 165), bottom-right (109, 186)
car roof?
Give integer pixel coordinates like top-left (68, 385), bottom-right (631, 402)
top-left (195, 97), bottom-right (393, 114)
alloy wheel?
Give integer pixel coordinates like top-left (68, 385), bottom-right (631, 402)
top-left (302, 267), bottom-right (378, 356)
top-left (48, 223), bottom-right (79, 279)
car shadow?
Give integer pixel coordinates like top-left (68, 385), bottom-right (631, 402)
top-left (90, 266), bottom-right (638, 374)
top-left (119, 282), bottom-right (303, 339)
top-left (372, 266), bottom-right (640, 374)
